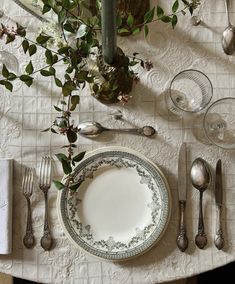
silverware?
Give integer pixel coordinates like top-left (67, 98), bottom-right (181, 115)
top-left (222, 0), bottom-right (235, 55)
top-left (22, 167), bottom-right (35, 249)
top-left (176, 143), bottom-right (188, 252)
top-left (214, 159), bottom-right (225, 250)
top-left (39, 156), bottom-right (53, 251)
top-left (77, 121), bottom-right (156, 138)
top-left (190, 158), bottom-right (211, 249)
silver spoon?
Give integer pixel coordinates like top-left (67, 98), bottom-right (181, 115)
top-left (77, 121), bottom-right (156, 138)
top-left (190, 157), bottom-right (211, 249)
top-left (222, 0), bottom-right (235, 55)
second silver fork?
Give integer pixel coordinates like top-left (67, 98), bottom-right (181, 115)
top-left (39, 156), bottom-right (53, 251)
top-left (22, 167), bottom-right (35, 249)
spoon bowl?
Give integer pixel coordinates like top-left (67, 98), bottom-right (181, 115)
top-left (190, 157), bottom-right (211, 249)
top-left (77, 121), bottom-right (156, 138)
top-left (222, 0), bottom-right (235, 55)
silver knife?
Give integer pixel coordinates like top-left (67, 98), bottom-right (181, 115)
top-left (214, 159), bottom-right (225, 250)
top-left (176, 143), bottom-right (188, 252)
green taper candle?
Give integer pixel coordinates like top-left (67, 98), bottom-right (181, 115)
top-left (101, 0), bottom-right (117, 64)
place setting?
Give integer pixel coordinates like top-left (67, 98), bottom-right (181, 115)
top-left (1, 0), bottom-right (235, 283)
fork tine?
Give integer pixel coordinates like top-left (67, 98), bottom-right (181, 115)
top-left (39, 156), bottom-right (52, 188)
top-left (46, 157), bottom-right (51, 187)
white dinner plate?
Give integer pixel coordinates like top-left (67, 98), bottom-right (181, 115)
top-left (57, 146), bottom-right (171, 261)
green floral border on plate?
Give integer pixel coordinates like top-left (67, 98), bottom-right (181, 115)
top-left (58, 147), bottom-right (171, 261)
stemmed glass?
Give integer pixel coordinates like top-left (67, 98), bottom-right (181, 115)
top-left (166, 69), bottom-right (213, 116)
top-left (203, 97), bottom-right (235, 149)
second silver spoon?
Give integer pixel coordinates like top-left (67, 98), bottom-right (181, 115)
top-left (190, 157), bottom-right (211, 249)
top-left (222, 0), bottom-right (235, 55)
top-left (77, 121), bottom-right (156, 138)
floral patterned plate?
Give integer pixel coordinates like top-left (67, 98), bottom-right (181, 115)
top-left (57, 146), bottom-right (171, 261)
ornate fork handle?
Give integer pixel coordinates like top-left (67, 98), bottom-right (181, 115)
top-left (41, 190), bottom-right (53, 251)
top-left (23, 197), bottom-right (35, 249)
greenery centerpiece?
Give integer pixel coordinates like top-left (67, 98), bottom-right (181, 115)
top-left (0, 0), bottom-right (201, 191)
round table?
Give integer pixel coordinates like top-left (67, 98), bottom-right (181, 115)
top-left (1, 0), bottom-right (235, 283)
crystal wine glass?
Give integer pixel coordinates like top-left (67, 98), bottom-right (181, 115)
top-left (166, 69), bottom-right (213, 116)
top-left (203, 97), bottom-right (235, 149)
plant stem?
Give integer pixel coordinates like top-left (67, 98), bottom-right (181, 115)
top-left (24, 37), bottom-right (68, 59)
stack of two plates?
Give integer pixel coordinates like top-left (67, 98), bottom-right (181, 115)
top-left (57, 147), bottom-right (171, 261)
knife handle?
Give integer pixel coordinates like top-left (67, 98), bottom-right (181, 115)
top-left (214, 205), bottom-right (224, 250)
top-left (176, 200), bottom-right (188, 252)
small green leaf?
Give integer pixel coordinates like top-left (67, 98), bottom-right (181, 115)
top-left (7, 73), bottom-right (17, 81)
top-left (36, 34), bottom-right (51, 44)
top-left (54, 105), bottom-right (63, 112)
top-left (127, 14), bottom-right (134, 27)
top-left (53, 180), bottom-right (65, 190)
top-left (16, 23), bottom-right (26, 37)
top-left (2, 64), bottom-right (9, 78)
top-left (28, 44), bottom-right (37, 56)
top-left (61, 159), bottom-right (72, 174)
top-left (22, 39), bottom-right (29, 54)
top-left (6, 34), bottom-right (15, 44)
top-left (161, 16), bottom-right (172, 23)
top-left (144, 25), bottom-right (149, 37)
top-left (157, 5), bottom-right (164, 18)
top-left (55, 77), bottom-right (63, 87)
top-left (118, 28), bottom-right (130, 35)
top-left (67, 128), bottom-right (77, 143)
top-left (51, 128), bottom-right (58, 134)
top-left (131, 27), bottom-right (140, 35)
top-left (49, 66), bottom-right (56, 75)
top-left (71, 95), bottom-right (80, 105)
top-left (25, 61), bottom-right (34, 74)
top-left (40, 70), bottom-right (53, 76)
top-left (4, 81), bottom-right (13, 92)
top-left (45, 50), bottom-right (53, 64)
top-left (55, 153), bottom-right (68, 161)
top-left (172, 0), bottom-right (179, 13)
top-left (19, 75), bottom-right (33, 87)
top-left (42, 4), bottom-right (51, 14)
top-left (171, 14), bottom-right (178, 28)
top-left (41, 127), bottom-right (51, 132)
top-left (73, 151), bottom-right (86, 162)
top-left (144, 7), bottom-right (155, 23)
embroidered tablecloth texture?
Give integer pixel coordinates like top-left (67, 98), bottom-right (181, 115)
top-left (0, 0), bottom-right (235, 283)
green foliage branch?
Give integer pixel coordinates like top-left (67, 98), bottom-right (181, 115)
top-left (0, 0), bottom-right (200, 191)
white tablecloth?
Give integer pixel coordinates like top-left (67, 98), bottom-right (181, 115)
top-left (1, 0), bottom-right (235, 283)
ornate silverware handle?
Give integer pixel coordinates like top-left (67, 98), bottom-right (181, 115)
top-left (195, 191), bottom-right (207, 249)
top-left (214, 205), bottom-right (224, 250)
top-left (40, 191), bottom-right (53, 251)
top-left (176, 201), bottom-right (188, 252)
top-left (23, 197), bottom-right (35, 249)
top-left (106, 126), bottom-right (156, 137)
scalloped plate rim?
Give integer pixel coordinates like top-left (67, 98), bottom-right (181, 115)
top-left (57, 146), bottom-right (172, 261)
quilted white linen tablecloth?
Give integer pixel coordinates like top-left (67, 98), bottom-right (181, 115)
top-left (1, 0), bottom-right (235, 283)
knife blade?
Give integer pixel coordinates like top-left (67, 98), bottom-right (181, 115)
top-left (178, 143), bottom-right (187, 201)
top-left (215, 159), bottom-right (223, 206)
top-left (176, 143), bottom-right (188, 252)
top-left (214, 159), bottom-right (224, 250)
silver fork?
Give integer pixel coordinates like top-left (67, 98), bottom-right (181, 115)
top-left (39, 156), bottom-right (53, 251)
top-left (22, 167), bottom-right (35, 249)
